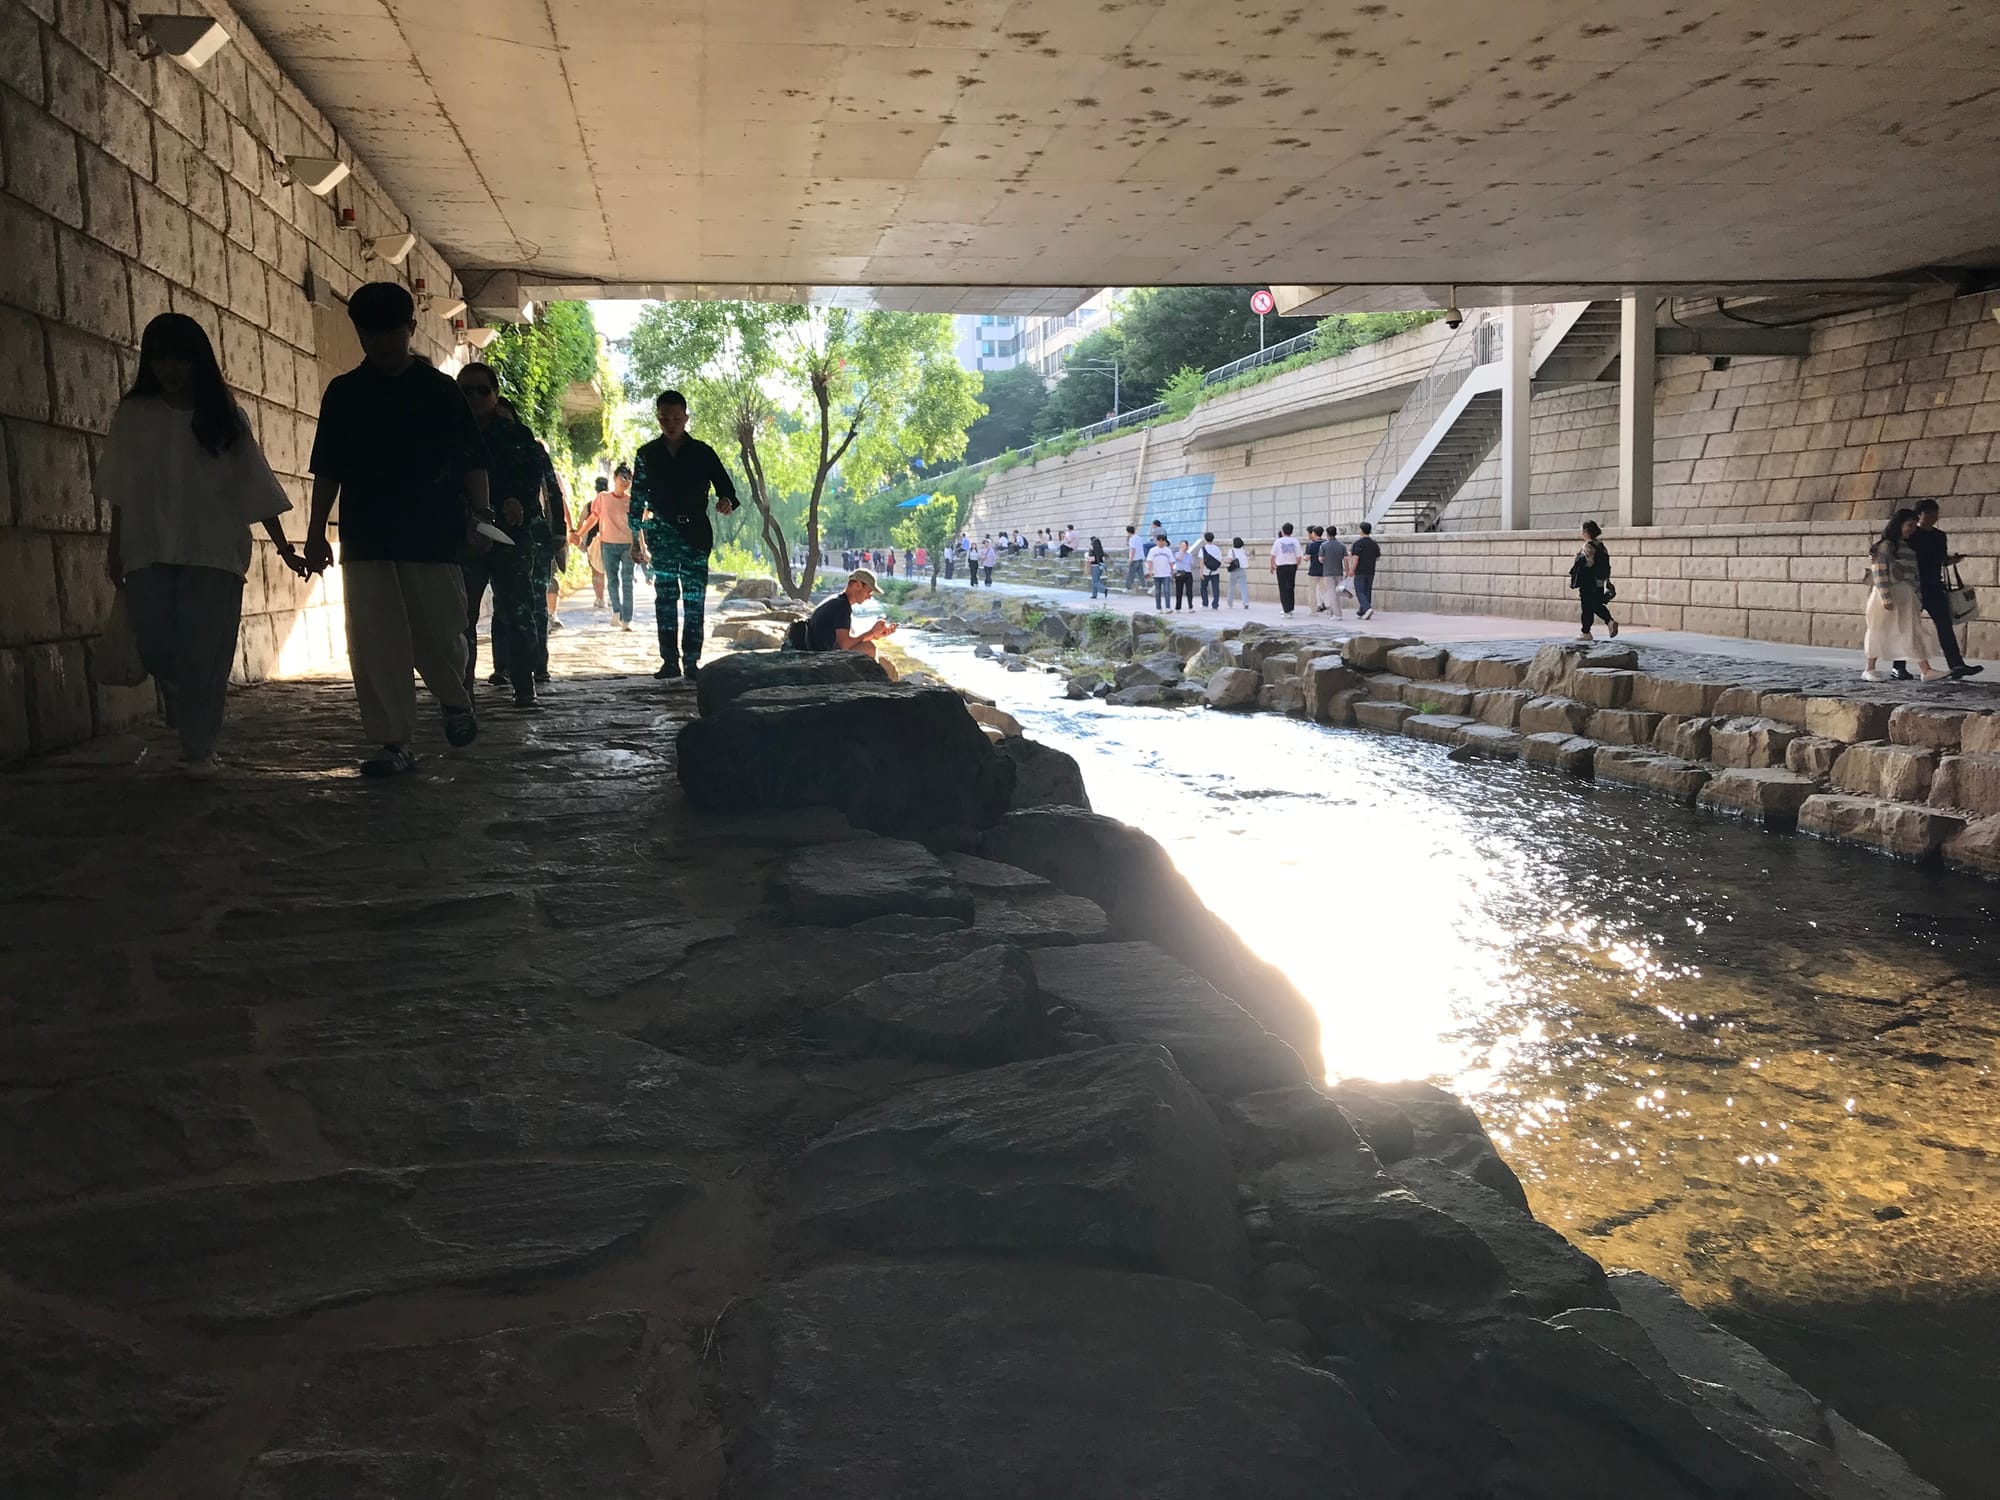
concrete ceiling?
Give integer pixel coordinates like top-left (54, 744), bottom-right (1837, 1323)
top-left (231, 0), bottom-right (2000, 313)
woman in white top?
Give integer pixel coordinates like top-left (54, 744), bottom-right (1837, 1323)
top-left (98, 313), bottom-right (303, 776)
top-left (1226, 536), bottom-right (1251, 608)
top-left (1269, 522), bottom-right (1304, 615)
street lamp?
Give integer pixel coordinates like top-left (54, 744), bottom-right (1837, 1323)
top-left (1069, 358), bottom-right (1121, 417)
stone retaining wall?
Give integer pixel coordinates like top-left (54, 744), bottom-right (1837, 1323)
top-left (1, 0), bottom-right (463, 758)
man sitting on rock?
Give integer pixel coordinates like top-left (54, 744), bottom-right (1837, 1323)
top-left (805, 568), bottom-right (900, 680)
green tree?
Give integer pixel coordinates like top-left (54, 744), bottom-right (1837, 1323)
top-left (891, 493), bottom-right (962, 591)
top-left (1115, 287), bottom-right (1319, 402)
top-left (1033, 327), bottom-right (1126, 437)
top-left (961, 364), bottom-right (1046, 464)
top-left (484, 301), bottom-right (604, 466)
top-left (625, 300), bottom-right (982, 600)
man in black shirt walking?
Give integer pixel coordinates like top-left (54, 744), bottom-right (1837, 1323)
top-left (1896, 498), bottom-right (1981, 679)
top-left (1349, 522), bottom-right (1383, 620)
top-left (629, 389), bottom-right (740, 681)
top-left (307, 281), bottom-right (489, 777)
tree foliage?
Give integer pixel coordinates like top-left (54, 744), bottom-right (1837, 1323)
top-left (891, 493), bottom-right (962, 590)
top-left (1114, 286), bottom-right (1319, 402)
top-left (1033, 327), bottom-right (1126, 437)
top-left (962, 364), bottom-right (1047, 464)
top-left (485, 301), bottom-right (604, 470)
top-left (624, 299), bottom-right (982, 599)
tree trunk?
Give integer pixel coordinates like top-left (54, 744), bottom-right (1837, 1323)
top-left (732, 421), bottom-right (804, 600)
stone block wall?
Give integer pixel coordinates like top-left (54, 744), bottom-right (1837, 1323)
top-left (0, 0), bottom-right (463, 759)
top-left (1375, 519), bottom-right (2000, 659)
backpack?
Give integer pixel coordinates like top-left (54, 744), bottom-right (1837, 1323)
top-left (783, 620), bottom-right (809, 651)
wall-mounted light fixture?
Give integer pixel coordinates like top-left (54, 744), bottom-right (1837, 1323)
top-left (462, 326), bottom-right (501, 350)
top-left (415, 279), bottom-right (468, 321)
top-left (367, 232), bottom-right (417, 265)
top-left (281, 156), bottom-right (350, 196)
top-left (132, 14), bottom-right (232, 69)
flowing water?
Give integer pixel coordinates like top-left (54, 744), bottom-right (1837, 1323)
top-left (900, 634), bottom-right (2000, 1496)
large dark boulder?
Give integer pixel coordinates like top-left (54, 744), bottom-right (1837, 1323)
top-left (729, 1260), bottom-right (1414, 1499)
top-left (981, 810), bottom-right (1321, 1067)
top-left (805, 944), bottom-right (1045, 1064)
top-left (788, 1043), bottom-right (1249, 1286)
top-left (770, 838), bottom-right (975, 926)
top-left (994, 735), bottom-right (1090, 811)
top-left (694, 649), bottom-right (888, 717)
top-left (677, 683), bottom-right (1012, 839)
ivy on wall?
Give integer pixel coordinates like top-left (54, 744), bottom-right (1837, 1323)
top-left (485, 301), bottom-right (606, 469)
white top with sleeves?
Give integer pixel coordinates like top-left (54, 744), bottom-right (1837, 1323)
top-left (95, 396), bottom-right (291, 578)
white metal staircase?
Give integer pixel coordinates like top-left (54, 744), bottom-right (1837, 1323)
top-left (1359, 302), bottom-right (1622, 531)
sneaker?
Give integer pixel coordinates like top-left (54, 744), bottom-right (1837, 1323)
top-left (360, 746), bottom-right (419, 778)
top-left (183, 754), bottom-right (220, 780)
top-left (486, 671), bottom-right (509, 687)
top-left (653, 663), bottom-right (678, 679)
top-left (618, 619), bottom-right (633, 632)
top-left (1607, 620), bottom-right (1620, 638)
top-left (1949, 664), bottom-right (1984, 679)
top-left (548, 618), bottom-right (564, 633)
top-left (534, 671), bottom-right (551, 685)
top-left (1861, 669), bottom-right (1887, 682)
top-left (1577, 631), bottom-right (1594, 640)
top-left (1891, 666), bottom-right (1916, 681)
top-left (443, 705), bottom-right (478, 747)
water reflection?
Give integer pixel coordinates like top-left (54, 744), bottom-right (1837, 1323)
top-left (902, 639), bottom-right (2000, 1319)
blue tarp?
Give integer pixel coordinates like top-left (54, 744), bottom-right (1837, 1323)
top-left (895, 493), bottom-right (934, 508)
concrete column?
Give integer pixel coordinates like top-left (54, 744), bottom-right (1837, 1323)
top-left (1500, 303), bottom-right (1533, 530)
top-left (1619, 294), bottom-right (1658, 527)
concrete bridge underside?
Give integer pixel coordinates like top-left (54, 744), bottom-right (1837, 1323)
top-left (229, 0), bottom-right (2000, 314)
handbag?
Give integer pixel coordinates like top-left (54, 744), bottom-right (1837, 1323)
top-left (92, 592), bottom-right (149, 688)
top-left (1946, 565), bottom-right (1978, 624)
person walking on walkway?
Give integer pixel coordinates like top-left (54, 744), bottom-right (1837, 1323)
top-left (1304, 525), bottom-right (1326, 611)
top-left (1318, 525), bottom-right (1347, 618)
top-left (1349, 522), bottom-right (1382, 620)
top-left (593, 464), bottom-right (637, 630)
top-left (582, 475), bottom-right (610, 614)
top-left (1125, 525), bottom-right (1146, 592)
top-left (490, 390), bottom-right (561, 696)
top-left (457, 368), bottom-right (548, 709)
top-left (1864, 509), bottom-right (1947, 682)
top-left (1897, 499), bottom-right (1982, 679)
top-left (1088, 535), bottom-right (1107, 598)
top-left (98, 313), bottom-right (306, 777)
top-left (1569, 520), bottom-right (1620, 640)
top-left (306, 282), bottom-right (485, 778)
top-left (1226, 536), bottom-right (1251, 608)
top-left (1270, 523), bottom-right (1303, 615)
top-left (630, 389), bottom-right (741, 682)
top-left (981, 535), bottom-right (998, 585)
top-left (1147, 535), bottom-right (1175, 609)
top-left (1199, 531), bottom-right (1224, 609)
top-left (1172, 539), bottom-right (1196, 610)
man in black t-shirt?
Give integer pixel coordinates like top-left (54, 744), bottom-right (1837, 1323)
top-left (629, 389), bottom-right (740, 682)
top-left (804, 568), bottom-right (899, 680)
top-left (307, 281), bottom-right (489, 777)
top-left (1348, 522), bottom-right (1382, 620)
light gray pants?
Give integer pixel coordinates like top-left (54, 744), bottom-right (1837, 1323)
top-left (342, 560), bottom-right (471, 748)
top-left (123, 563), bottom-right (243, 762)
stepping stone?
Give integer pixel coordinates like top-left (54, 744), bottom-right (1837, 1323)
top-left (790, 1043), bottom-right (1248, 1287)
top-left (237, 1315), bottom-right (663, 1500)
top-left (805, 945), bottom-right (1045, 1065)
top-left (1029, 942), bottom-right (1310, 1098)
top-left (693, 648), bottom-right (887, 717)
top-left (1386, 1157), bottom-right (1612, 1317)
top-left (732, 1260), bottom-right (1412, 1500)
top-left (0, 1305), bottom-right (225, 1498)
top-left (1696, 767), bottom-right (1818, 827)
top-left (0, 1067), bottom-right (265, 1205)
top-left (942, 852), bottom-right (1052, 890)
top-left (0, 1162), bottom-right (691, 1324)
top-left (272, 1033), bottom-right (794, 1164)
top-left (771, 839), bottom-right (975, 926)
top-left (970, 887), bottom-right (1110, 946)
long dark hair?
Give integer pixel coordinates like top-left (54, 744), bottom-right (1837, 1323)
top-left (126, 313), bottom-right (239, 455)
top-left (1875, 507), bottom-right (1916, 556)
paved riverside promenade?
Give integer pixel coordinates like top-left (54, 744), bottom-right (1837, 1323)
top-left (926, 565), bottom-right (2000, 688)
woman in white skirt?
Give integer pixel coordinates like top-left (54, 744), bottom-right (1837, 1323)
top-left (99, 313), bottom-right (305, 775)
top-left (1862, 508), bottom-right (1945, 682)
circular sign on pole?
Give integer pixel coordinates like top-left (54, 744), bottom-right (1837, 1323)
top-left (1250, 289), bottom-right (1275, 315)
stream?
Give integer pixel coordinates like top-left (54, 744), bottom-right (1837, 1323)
top-left (899, 632), bottom-right (2000, 1497)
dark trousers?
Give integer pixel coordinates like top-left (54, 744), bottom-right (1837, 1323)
top-left (465, 541), bottom-right (539, 702)
top-left (1200, 570), bottom-right (1220, 607)
top-left (1579, 582), bottom-right (1614, 631)
top-left (1898, 586), bottom-right (1966, 671)
top-left (1171, 572), bottom-right (1192, 608)
top-left (1275, 563), bottom-right (1298, 614)
top-left (983, 566), bottom-right (994, 585)
top-left (124, 563), bottom-right (243, 761)
top-left (1353, 570), bottom-right (1375, 615)
top-left (645, 523), bottom-right (710, 675)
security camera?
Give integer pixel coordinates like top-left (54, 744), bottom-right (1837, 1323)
top-left (1444, 306), bottom-right (1464, 330)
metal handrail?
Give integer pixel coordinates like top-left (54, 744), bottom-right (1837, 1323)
top-left (1204, 328), bottom-right (1320, 384)
top-left (1358, 312), bottom-right (1497, 510)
